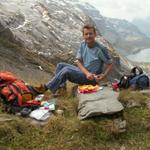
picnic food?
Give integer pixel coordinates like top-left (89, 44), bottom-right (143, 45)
top-left (78, 84), bottom-right (100, 93)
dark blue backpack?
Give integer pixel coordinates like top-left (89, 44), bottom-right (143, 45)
top-left (129, 74), bottom-right (149, 89)
top-left (118, 66), bottom-right (149, 90)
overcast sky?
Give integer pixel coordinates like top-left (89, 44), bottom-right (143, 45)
top-left (81, 0), bottom-right (150, 21)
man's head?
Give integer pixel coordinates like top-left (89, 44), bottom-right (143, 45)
top-left (82, 24), bottom-right (97, 47)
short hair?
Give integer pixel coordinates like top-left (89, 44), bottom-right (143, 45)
top-left (82, 24), bottom-right (96, 33)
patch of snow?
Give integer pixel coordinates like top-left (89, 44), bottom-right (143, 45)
top-left (45, 0), bottom-right (50, 4)
top-left (74, 7), bottom-right (83, 13)
top-left (94, 17), bottom-right (103, 20)
top-left (52, 0), bottom-right (66, 6)
top-left (42, 35), bottom-right (47, 39)
top-left (38, 66), bottom-right (43, 71)
top-left (12, 19), bottom-right (29, 30)
top-left (55, 10), bottom-right (64, 14)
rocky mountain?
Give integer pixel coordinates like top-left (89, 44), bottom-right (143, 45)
top-left (103, 18), bottom-right (150, 55)
top-left (132, 16), bottom-right (150, 38)
top-left (0, 0), bottom-right (132, 82)
top-left (74, 1), bottom-right (150, 56)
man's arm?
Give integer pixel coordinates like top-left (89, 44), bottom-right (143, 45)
top-left (75, 59), bottom-right (95, 80)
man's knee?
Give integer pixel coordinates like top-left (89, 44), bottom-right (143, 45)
top-left (62, 67), bottom-right (71, 74)
top-left (62, 67), bottom-right (76, 79)
top-left (57, 62), bottom-right (69, 69)
top-left (57, 62), bottom-right (63, 68)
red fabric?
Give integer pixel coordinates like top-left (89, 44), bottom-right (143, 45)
top-left (79, 89), bottom-right (97, 93)
top-left (0, 71), bottom-right (17, 83)
top-left (112, 82), bottom-right (119, 91)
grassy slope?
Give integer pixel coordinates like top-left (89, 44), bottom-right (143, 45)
top-left (0, 85), bottom-right (150, 150)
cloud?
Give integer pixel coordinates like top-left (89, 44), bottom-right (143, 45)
top-left (81, 0), bottom-right (150, 21)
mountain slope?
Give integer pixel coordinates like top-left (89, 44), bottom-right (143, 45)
top-left (132, 15), bottom-right (150, 38)
top-left (0, 0), bottom-right (130, 80)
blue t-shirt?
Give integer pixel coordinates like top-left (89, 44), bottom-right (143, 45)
top-left (76, 41), bottom-right (112, 74)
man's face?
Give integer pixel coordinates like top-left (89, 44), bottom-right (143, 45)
top-left (83, 28), bottom-right (96, 45)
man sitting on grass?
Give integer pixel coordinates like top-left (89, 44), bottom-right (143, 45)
top-left (35, 24), bottom-right (112, 96)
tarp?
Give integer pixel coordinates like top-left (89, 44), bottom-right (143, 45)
top-left (77, 87), bottom-right (124, 120)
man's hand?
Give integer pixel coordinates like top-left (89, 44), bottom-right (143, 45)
top-left (94, 74), bottom-right (105, 83)
top-left (94, 63), bottom-right (112, 83)
top-left (86, 72), bottom-right (95, 80)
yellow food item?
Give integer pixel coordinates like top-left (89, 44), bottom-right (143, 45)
top-left (78, 84), bottom-right (99, 91)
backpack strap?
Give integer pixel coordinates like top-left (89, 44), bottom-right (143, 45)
top-left (11, 83), bottom-right (23, 106)
top-left (131, 66), bottom-right (143, 76)
top-left (118, 75), bottom-right (130, 89)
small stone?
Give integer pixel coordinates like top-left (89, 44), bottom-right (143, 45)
top-left (126, 100), bottom-right (141, 108)
top-left (114, 119), bottom-right (127, 133)
top-left (147, 103), bottom-right (150, 109)
top-left (56, 109), bottom-right (64, 116)
top-left (120, 145), bottom-right (126, 150)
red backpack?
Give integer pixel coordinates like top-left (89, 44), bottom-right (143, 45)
top-left (0, 72), bottom-right (40, 108)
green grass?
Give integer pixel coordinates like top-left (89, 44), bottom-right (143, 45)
top-left (0, 86), bottom-right (150, 150)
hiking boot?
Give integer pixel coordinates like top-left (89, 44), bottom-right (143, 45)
top-left (33, 84), bottom-right (48, 94)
